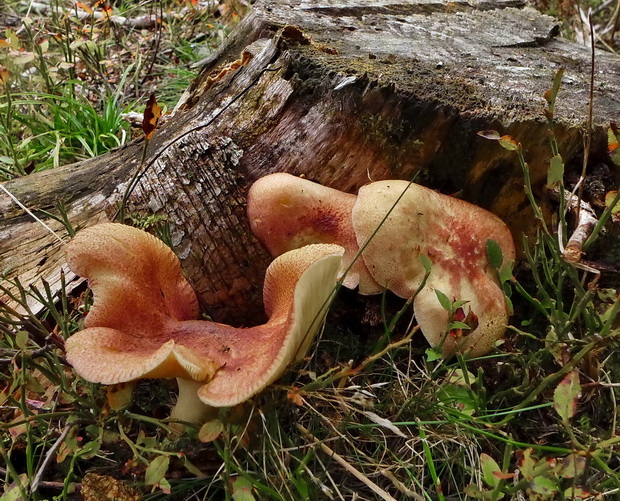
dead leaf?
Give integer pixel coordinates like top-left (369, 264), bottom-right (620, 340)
top-left (81, 473), bottom-right (141, 501)
top-left (142, 94), bottom-right (161, 140)
top-left (287, 386), bottom-right (304, 406)
top-left (76, 2), bottom-right (94, 14)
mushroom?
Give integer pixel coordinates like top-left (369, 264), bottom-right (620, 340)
top-left (352, 180), bottom-right (515, 357)
top-left (65, 223), bottom-right (343, 423)
top-left (247, 173), bottom-right (382, 295)
top-left (247, 175), bottom-right (515, 358)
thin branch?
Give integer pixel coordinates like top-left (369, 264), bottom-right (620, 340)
top-left (31, 421), bottom-right (78, 492)
top-left (297, 424), bottom-right (398, 501)
top-left (563, 197), bottom-right (599, 264)
top-left (0, 184), bottom-right (66, 245)
top-left (0, 345), bottom-right (57, 366)
top-left (0, 467), bottom-right (81, 492)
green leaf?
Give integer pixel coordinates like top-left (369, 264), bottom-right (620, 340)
top-left (562, 486), bottom-right (592, 499)
top-left (503, 295), bottom-right (513, 315)
top-left (0, 474), bottom-right (28, 501)
top-left (435, 289), bottom-right (452, 312)
top-left (449, 321), bottom-right (471, 331)
top-left (499, 263), bottom-right (513, 284)
top-left (452, 299), bottom-right (470, 309)
top-left (553, 371), bottom-right (581, 421)
top-left (480, 453), bottom-right (502, 488)
top-left (463, 484), bottom-right (485, 498)
top-left (498, 136), bottom-right (519, 151)
top-left (136, 430), bottom-right (157, 448)
top-left (425, 348), bottom-right (442, 362)
top-left (78, 440), bottom-right (100, 460)
top-left (486, 239), bottom-right (503, 269)
top-left (544, 327), bottom-right (563, 363)
top-left (198, 419), bottom-right (224, 443)
top-left (145, 455), bottom-right (170, 486)
top-left (158, 478), bottom-right (171, 495)
top-left (15, 330), bottom-right (29, 349)
top-left (419, 254), bottom-right (432, 274)
top-left (545, 68), bottom-right (564, 109)
top-left (546, 154), bottom-right (564, 187)
top-left (232, 477), bottom-right (255, 501)
top-left (182, 456), bottom-right (205, 477)
top-left (519, 449), bottom-right (537, 479)
top-left (558, 454), bottom-right (585, 479)
top-left (437, 384), bottom-right (476, 416)
top-left (529, 475), bottom-right (558, 495)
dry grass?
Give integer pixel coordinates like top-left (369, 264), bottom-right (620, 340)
top-left (1, 1), bottom-right (620, 499)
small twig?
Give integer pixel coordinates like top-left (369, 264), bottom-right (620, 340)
top-left (297, 424), bottom-right (398, 501)
top-left (31, 421), bottom-right (78, 492)
top-left (549, 186), bottom-right (599, 266)
top-left (0, 345), bottom-right (56, 366)
top-left (380, 469), bottom-right (425, 501)
top-left (355, 329), bottom-right (416, 372)
top-left (563, 200), bottom-right (599, 264)
top-left (0, 184), bottom-right (66, 245)
top-left (0, 466), bottom-right (82, 492)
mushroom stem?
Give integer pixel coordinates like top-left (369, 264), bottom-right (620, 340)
top-left (169, 378), bottom-right (218, 431)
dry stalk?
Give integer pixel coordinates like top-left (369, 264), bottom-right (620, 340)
top-left (549, 186), bottom-right (599, 264)
top-left (297, 424), bottom-right (398, 501)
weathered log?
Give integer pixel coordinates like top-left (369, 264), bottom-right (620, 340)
top-left (1, 0), bottom-right (619, 325)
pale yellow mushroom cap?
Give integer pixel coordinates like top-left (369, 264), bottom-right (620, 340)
top-left (352, 180), bottom-right (515, 357)
top-left (247, 173), bottom-right (381, 294)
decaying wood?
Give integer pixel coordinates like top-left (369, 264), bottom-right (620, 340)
top-left (1, 0), bottom-right (619, 325)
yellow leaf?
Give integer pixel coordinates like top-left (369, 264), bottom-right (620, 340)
top-left (76, 2), bottom-right (94, 14)
top-left (198, 419), bottom-right (224, 443)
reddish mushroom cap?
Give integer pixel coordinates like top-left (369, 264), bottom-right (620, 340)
top-left (247, 173), bottom-right (381, 294)
top-left (65, 223), bottom-right (214, 384)
top-left (64, 223), bottom-right (344, 412)
top-left (66, 222), bottom-right (199, 335)
top-left (196, 243), bottom-right (344, 406)
top-left (413, 274), bottom-right (510, 358)
top-left (352, 180), bottom-right (515, 357)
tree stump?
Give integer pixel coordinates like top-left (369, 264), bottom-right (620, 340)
top-left (1, 0), bottom-right (619, 324)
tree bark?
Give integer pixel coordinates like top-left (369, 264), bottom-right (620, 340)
top-left (1, 0), bottom-right (619, 325)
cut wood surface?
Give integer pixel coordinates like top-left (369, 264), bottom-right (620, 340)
top-left (1, 0), bottom-right (619, 325)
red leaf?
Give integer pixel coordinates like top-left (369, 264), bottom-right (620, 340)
top-left (142, 94), bottom-right (162, 140)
